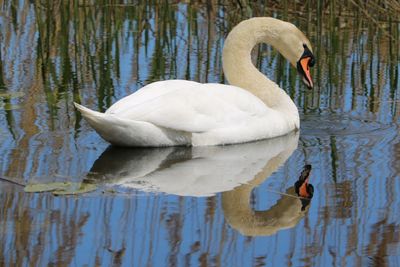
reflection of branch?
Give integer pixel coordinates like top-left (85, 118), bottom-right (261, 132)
top-left (0, 176), bottom-right (26, 187)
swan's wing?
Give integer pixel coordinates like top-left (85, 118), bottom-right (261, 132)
top-left (106, 80), bottom-right (272, 133)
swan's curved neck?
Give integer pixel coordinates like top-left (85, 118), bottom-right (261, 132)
top-left (222, 18), bottom-right (293, 109)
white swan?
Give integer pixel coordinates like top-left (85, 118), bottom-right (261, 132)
top-left (75, 17), bottom-right (315, 147)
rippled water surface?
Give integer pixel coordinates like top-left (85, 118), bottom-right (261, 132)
top-left (1, 1), bottom-right (400, 266)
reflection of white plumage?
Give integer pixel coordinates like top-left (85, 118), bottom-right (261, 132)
top-left (88, 132), bottom-right (307, 236)
top-left (75, 17), bottom-right (314, 147)
top-left (87, 132), bottom-right (299, 197)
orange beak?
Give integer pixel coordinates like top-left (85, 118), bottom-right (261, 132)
top-left (300, 57), bottom-right (313, 89)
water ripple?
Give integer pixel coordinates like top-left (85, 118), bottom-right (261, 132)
top-left (300, 113), bottom-right (396, 137)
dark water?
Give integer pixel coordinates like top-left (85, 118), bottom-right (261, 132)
top-left (1, 1), bottom-right (400, 266)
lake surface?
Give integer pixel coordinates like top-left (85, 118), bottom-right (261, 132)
top-left (0, 1), bottom-right (399, 266)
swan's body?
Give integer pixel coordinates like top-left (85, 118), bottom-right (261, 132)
top-left (75, 17), bottom-right (314, 147)
top-left (75, 80), bottom-right (297, 146)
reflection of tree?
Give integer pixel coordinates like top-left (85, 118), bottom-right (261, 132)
top-left (49, 208), bottom-right (90, 265)
top-left (329, 180), bottom-right (353, 219)
top-left (393, 142), bottom-right (400, 174)
top-left (0, 193), bottom-right (90, 266)
top-left (0, 38), bottom-right (15, 139)
top-left (165, 211), bottom-right (183, 267)
top-left (364, 218), bottom-right (400, 266)
top-left (0, 45), bottom-right (5, 90)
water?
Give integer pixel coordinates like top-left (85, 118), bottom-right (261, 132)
top-left (0, 1), bottom-right (400, 266)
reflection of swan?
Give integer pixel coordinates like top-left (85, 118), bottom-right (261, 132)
top-left (75, 17), bottom-right (314, 146)
top-left (222, 165), bottom-right (313, 236)
top-left (86, 132), bottom-right (299, 197)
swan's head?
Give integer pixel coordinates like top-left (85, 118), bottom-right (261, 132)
top-left (223, 17), bottom-right (315, 90)
top-left (270, 21), bottom-right (315, 89)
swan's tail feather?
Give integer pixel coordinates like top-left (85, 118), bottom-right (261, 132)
top-left (74, 102), bottom-right (105, 122)
top-left (74, 102), bottom-right (188, 147)
top-left (74, 102), bottom-right (122, 144)
top-left (74, 102), bottom-right (115, 136)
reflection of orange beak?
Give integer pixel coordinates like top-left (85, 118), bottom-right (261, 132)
top-left (300, 57), bottom-right (313, 89)
top-left (299, 178), bottom-right (310, 198)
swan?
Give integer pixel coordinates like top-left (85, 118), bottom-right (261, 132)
top-left (74, 17), bottom-right (315, 147)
